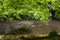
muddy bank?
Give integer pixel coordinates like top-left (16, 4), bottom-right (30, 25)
top-left (0, 20), bottom-right (60, 34)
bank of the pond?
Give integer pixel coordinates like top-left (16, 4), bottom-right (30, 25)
top-left (0, 20), bottom-right (60, 34)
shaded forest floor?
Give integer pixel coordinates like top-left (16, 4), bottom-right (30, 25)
top-left (0, 20), bottom-right (60, 34)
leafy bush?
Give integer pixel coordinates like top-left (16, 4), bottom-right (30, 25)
top-left (10, 27), bottom-right (30, 35)
top-left (49, 30), bottom-right (58, 37)
top-left (0, 0), bottom-right (60, 22)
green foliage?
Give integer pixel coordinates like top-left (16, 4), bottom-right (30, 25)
top-left (34, 8), bottom-right (51, 22)
top-left (0, 0), bottom-right (60, 22)
top-left (2, 34), bottom-right (60, 40)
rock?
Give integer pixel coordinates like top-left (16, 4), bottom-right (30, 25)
top-left (31, 25), bottom-right (35, 27)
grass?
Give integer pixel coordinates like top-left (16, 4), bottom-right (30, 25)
top-left (0, 34), bottom-right (60, 40)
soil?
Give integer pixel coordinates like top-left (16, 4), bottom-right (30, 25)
top-left (0, 20), bottom-right (60, 34)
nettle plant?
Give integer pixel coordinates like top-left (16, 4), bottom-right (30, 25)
top-left (0, 0), bottom-right (60, 22)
